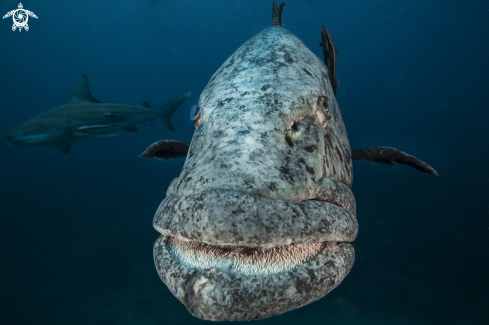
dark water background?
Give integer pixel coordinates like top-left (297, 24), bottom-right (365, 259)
top-left (1, 0), bottom-right (488, 324)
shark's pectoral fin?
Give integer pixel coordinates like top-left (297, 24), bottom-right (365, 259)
top-left (123, 125), bottom-right (137, 132)
top-left (68, 75), bottom-right (103, 104)
top-left (140, 140), bottom-right (189, 160)
top-left (55, 141), bottom-right (71, 153)
top-left (352, 147), bottom-right (438, 176)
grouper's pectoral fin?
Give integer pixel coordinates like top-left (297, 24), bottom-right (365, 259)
top-left (55, 141), bottom-right (71, 153)
top-left (67, 75), bottom-right (103, 104)
top-left (320, 26), bottom-right (339, 95)
top-left (140, 140), bottom-right (189, 160)
top-left (352, 147), bottom-right (438, 176)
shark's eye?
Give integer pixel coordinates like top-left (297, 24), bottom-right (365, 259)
top-left (190, 102), bottom-right (202, 127)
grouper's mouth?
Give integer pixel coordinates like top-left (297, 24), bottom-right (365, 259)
top-left (152, 182), bottom-right (358, 321)
top-left (165, 236), bottom-right (330, 276)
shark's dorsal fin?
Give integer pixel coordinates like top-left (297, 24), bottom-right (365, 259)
top-left (68, 75), bottom-right (103, 104)
top-left (141, 101), bottom-right (153, 109)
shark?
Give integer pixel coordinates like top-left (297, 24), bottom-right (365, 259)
top-left (4, 75), bottom-right (191, 153)
top-left (140, 1), bottom-right (437, 321)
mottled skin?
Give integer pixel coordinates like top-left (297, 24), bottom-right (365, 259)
top-left (170, 26), bottom-right (352, 200)
top-left (154, 237), bottom-right (354, 321)
top-left (152, 22), bottom-right (358, 321)
top-left (155, 186), bottom-right (357, 247)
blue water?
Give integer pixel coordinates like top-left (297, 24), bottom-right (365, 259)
top-left (1, 0), bottom-right (488, 324)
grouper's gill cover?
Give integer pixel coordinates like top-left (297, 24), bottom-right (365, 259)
top-left (168, 26), bottom-right (352, 201)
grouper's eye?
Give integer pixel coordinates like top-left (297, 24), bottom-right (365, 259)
top-left (319, 96), bottom-right (331, 116)
top-left (190, 102), bottom-right (202, 127)
top-left (316, 95), bottom-right (333, 130)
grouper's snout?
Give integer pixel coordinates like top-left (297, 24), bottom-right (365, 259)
top-left (158, 177), bottom-right (357, 247)
top-left (152, 6), bottom-right (357, 322)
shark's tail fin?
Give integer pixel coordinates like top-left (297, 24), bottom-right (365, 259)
top-left (158, 91), bottom-right (192, 131)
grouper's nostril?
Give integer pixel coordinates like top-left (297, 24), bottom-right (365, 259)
top-left (291, 121), bottom-right (298, 131)
top-left (284, 133), bottom-right (295, 149)
top-left (284, 121), bottom-right (301, 151)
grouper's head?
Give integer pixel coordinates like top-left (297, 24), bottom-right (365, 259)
top-left (153, 24), bottom-right (358, 321)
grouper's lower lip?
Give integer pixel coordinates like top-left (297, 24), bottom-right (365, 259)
top-left (152, 188), bottom-right (358, 320)
top-left (154, 235), bottom-right (355, 321)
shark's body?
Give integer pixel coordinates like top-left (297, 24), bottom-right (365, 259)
top-left (142, 2), bottom-right (436, 321)
top-left (4, 75), bottom-right (191, 153)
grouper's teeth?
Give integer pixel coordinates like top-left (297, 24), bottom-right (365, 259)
top-left (166, 237), bottom-right (328, 276)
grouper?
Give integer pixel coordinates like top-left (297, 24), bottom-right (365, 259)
top-left (141, 1), bottom-right (437, 321)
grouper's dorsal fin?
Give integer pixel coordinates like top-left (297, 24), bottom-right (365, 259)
top-left (272, 0), bottom-right (285, 26)
top-left (68, 75), bottom-right (103, 104)
top-left (321, 26), bottom-right (339, 95)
